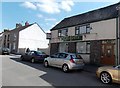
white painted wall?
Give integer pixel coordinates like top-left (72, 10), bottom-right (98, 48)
top-left (0, 33), bottom-right (3, 54)
top-left (18, 24), bottom-right (49, 50)
top-left (83, 18), bottom-right (116, 41)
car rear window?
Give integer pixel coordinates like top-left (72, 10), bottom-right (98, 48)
top-left (71, 54), bottom-right (83, 59)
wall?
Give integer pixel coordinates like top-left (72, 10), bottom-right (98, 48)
top-left (90, 41), bottom-right (102, 65)
top-left (18, 24), bottom-right (49, 52)
top-left (68, 27), bottom-right (75, 36)
top-left (83, 18), bottom-right (116, 41)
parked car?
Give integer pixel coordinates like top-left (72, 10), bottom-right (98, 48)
top-left (44, 52), bottom-right (85, 72)
top-left (20, 50), bottom-right (49, 63)
top-left (2, 48), bottom-right (10, 55)
top-left (96, 65), bottom-right (120, 84)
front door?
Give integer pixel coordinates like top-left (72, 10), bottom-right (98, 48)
top-left (101, 44), bottom-right (115, 65)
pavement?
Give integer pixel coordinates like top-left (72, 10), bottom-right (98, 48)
top-left (83, 64), bottom-right (100, 73)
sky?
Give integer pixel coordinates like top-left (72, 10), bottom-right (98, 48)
top-left (1, 0), bottom-right (119, 33)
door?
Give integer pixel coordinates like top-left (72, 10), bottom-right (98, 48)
top-left (101, 44), bottom-right (115, 65)
top-left (49, 53), bottom-right (59, 66)
top-left (55, 53), bottom-right (67, 67)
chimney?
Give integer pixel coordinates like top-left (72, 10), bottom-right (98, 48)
top-left (25, 21), bottom-right (29, 26)
top-left (16, 23), bottom-right (22, 28)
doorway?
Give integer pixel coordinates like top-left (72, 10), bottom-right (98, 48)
top-left (101, 43), bottom-right (115, 65)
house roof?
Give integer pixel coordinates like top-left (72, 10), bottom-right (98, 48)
top-left (10, 23), bottom-right (46, 34)
top-left (10, 24), bottom-right (34, 32)
top-left (51, 2), bottom-right (120, 31)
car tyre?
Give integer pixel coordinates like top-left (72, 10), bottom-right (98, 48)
top-left (62, 64), bottom-right (69, 73)
top-left (44, 61), bottom-right (49, 67)
top-left (31, 58), bottom-right (35, 63)
top-left (100, 72), bottom-right (112, 84)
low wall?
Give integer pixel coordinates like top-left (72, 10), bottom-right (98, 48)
top-left (80, 54), bottom-right (90, 64)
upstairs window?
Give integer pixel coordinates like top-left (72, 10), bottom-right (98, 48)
top-left (58, 28), bottom-right (68, 37)
top-left (75, 24), bottom-right (91, 35)
top-left (86, 25), bottom-right (91, 33)
top-left (7, 35), bottom-right (10, 41)
top-left (79, 26), bottom-right (86, 34)
top-left (75, 27), bottom-right (79, 35)
top-left (58, 30), bottom-right (62, 37)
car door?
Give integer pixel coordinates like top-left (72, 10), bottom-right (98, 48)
top-left (26, 51), bottom-right (33, 60)
top-left (112, 65), bottom-right (120, 83)
top-left (54, 53), bottom-right (67, 68)
top-left (22, 52), bottom-right (31, 60)
top-left (117, 65), bottom-right (120, 83)
top-left (49, 53), bottom-right (59, 66)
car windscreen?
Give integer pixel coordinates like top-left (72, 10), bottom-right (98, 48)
top-left (35, 51), bottom-right (45, 55)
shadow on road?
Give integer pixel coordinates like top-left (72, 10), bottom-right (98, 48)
top-left (10, 57), bottom-right (120, 87)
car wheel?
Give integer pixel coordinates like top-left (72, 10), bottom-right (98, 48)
top-left (100, 72), bottom-right (112, 84)
top-left (62, 64), bottom-right (69, 72)
top-left (44, 61), bottom-right (49, 67)
top-left (31, 58), bottom-right (35, 63)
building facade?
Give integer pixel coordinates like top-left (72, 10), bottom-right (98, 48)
top-left (48, 3), bottom-right (120, 65)
top-left (2, 22), bottom-right (49, 54)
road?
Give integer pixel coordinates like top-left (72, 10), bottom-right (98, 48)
top-left (1, 55), bottom-right (120, 87)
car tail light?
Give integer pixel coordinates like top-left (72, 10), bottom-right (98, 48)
top-left (70, 55), bottom-right (75, 63)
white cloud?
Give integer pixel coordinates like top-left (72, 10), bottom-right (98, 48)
top-left (37, 14), bottom-right (43, 18)
top-left (36, 0), bottom-right (74, 14)
top-left (21, 0), bottom-right (75, 14)
top-left (45, 18), bottom-right (56, 21)
top-left (21, 1), bottom-right (37, 10)
top-left (60, 0), bottom-right (74, 12)
top-left (37, 0), bottom-right (60, 14)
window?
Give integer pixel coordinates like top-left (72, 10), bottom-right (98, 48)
top-left (79, 26), bottom-right (86, 34)
top-left (77, 42), bottom-right (90, 54)
top-left (86, 25), bottom-right (91, 33)
top-left (58, 30), bottom-right (61, 37)
top-left (13, 42), bottom-right (16, 50)
top-left (75, 27), bottom-right (79, 35)
top-left (31, 51), bottom-right (35, 55)
top-left (51, 53), bottom-right (59, 58)
top-left (65, 29), bottom-right (68, 36)
top-left (14, 34), bottom-right (17, 41)
top-left (58, 29), bottom-right (68, 37)
top-left (7, 35), bottom-right (10, 41)
top-left (58, 53), bottom-right (68, 58)
top-left (86, 42), bottom-right (90, 53)
top-left (4, 35), bottom-right (6, 40)
top-left (75, 24), bottom-right (91, 35)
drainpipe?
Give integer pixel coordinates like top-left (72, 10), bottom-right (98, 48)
top-left (116, 5), bottom-right (120, 65)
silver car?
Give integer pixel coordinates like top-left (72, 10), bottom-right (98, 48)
top-left (44, 52), bottom-right (85, 72)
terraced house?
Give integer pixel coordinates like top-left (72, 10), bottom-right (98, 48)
top-left (1, 22), bottom-right (49, 54)
top-left (48, 3), bottom-right (120, 65)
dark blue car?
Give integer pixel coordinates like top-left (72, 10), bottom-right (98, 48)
top-left (20, 50), bottom-right (49, 63)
